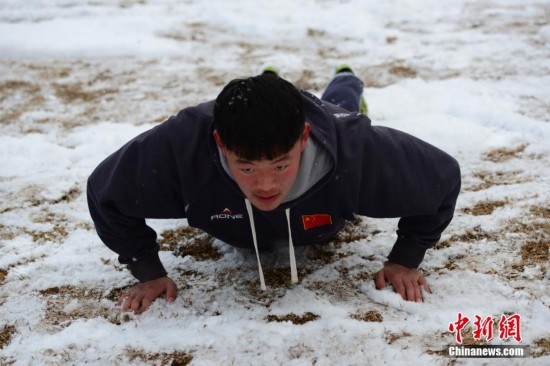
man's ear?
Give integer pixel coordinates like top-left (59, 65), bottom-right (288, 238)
top-left (300, 122), bottom-right (311, 152)
top-left (213, 130), bottom-right (227, 155)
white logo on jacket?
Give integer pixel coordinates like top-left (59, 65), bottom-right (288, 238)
top-left (211, 208), bottom-right (244, 220)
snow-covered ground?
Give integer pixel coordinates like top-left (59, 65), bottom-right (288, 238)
top-left (1, 0), bottom-right (549, 365)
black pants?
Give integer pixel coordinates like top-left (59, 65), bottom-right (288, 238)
top-left (321, 73), bottom-right (364, 113)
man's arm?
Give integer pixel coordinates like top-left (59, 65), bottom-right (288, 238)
top-left (354, 125), bottom-right (461, 300)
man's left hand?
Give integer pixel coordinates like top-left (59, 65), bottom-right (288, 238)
top-left (374, 261), bottom-right (431, 302)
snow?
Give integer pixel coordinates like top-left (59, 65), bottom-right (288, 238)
top-left (1, 0), bottom-right (549, 365)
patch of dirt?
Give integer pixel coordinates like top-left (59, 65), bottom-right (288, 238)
top-left (51, 187), bottom-right (81, 204)
top-left (0, 225), bottom-right (18, 241)
top-left (467, 170), bottom-right (531, 192)
top-left (266, 312), bottom-right (320, 325)
top-left (53, 82), bottom-right (117, 103)
top-left (24, 225), bottom-right (68, 243)
top-left (351, 310), bottom-right (383, 322)
top-left (124, 348), bottom-right (193, 366)
top-left (462, 200), bottom-right (507, 216)
top-left (39, 285), bottom-right (132, 328)
top-left (385, 331), bottom-right (412, 345)
top-left (0, 325), bottom-right (16, 350)
top-left (435, 226), bottom-right (498, 249)
top-left (330, 217), bottom-right (372, 245)
top-left (159, 227), bottom-right (222, 261)
top-left (0, 268), bottom-right (7, 284)
top-left (0, 80), bottom-right (44, 123)
top-left (520, 239), bottom-right (549, 265)
top-left (482, 145), bottom-right (527, 163)
top-left (530, 206), bottom-right (550, 219)
top-left (532, 338), bottom-right (550, 358)
top-left (389, 65), bottom-right (417, 78)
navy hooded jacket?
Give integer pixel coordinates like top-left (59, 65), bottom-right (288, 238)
top-left (87, 90), bottom-right (461, 282)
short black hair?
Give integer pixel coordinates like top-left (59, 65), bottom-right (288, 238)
top-left (214, 74), bottom-right (305, 161)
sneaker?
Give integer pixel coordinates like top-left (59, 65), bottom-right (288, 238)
top-left (261, 65), bottom-right (280, 76)
top-left (335, 64), bottom-right (354, 74)
top-left (334, 64), bottom-right (368, 115)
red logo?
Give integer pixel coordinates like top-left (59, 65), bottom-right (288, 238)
top-left (302, 214), bottom-right (332, 230)
top-left (449, 313), bottom-right (522, 344)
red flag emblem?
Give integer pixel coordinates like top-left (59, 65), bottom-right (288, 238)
top-left (302, 214), bottom-right (332, 230)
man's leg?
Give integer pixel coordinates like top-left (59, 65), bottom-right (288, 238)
top-left (321, 66), bottom-right (366, 114)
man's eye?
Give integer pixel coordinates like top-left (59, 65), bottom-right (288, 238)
top-left (240, 168), bottom-right (254, 174)
top-left (275, 165), bottom-right (288, 172)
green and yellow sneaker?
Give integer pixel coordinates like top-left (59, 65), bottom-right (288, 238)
top-left (261, 65), bottom-right (280, 76)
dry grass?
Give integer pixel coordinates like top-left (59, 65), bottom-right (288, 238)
top-left (468, 170), bottom-right (531, 192)
top-left (331, 217), bottom-right (372, 245)
top-left (389, 65), bottom-right (417, 78)
top-left (0, 268), bottom-right (7, 284)
top-left (0, 224), bottom-right (17, 241)
top-left (385, 331), bottom-right (412, 345)
top-left (125, 347), bottom-right (193, 366)
top-left (520, 239), bottom-right (549, 265)
top-left (39, 285), bottom-right (131, 328)
top-left (24, 225), bottom-right (68, 243)
top-left (351, 310), bottom-right (383, 322)
top-left (462, 200), bottom-right (507, 216)
top-left (532, 338), bottom-right (550, 358)
top-left (266, 312), bottom-right (320, 325)
top-left (0, 325), bottom-right (16, 350)
top-left (482, 145), bottom-right (527, 163)
top-left (159, 227), bottom-right (222, 261)
top-left (435, 226), bottom-right (498, 249)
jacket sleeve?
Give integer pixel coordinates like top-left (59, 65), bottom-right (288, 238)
top-left (355, 124), bottom-right (461, 268)
top-left (87, 113), bottom-right (198, 282)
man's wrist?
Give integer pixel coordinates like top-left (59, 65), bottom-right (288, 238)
top-left (128, 252), bottom-right (168, 282)
top-left (387, 236), bottom-right (428, 269)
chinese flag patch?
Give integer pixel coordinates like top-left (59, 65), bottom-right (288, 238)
top-left (302, 214), bottom-right (332, 230)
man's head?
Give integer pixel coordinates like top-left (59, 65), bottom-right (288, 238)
top-left (213, 74), bottom-right (310, 211)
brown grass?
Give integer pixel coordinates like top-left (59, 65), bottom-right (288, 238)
top-left (351, 310), bottom-right (383, 322)
top-left (530, 206), bottom-right (550, 219)
top-left (159, 227), bottom-right (222, 261)
top-left (468, 170), bottom-right (530, 192)
top-left (520, 239), bottom-right (549, 265)
top-left (125, 347), bottom-right (193, 366)
top-left (53, 82), bottom-right (116, 103)
top-left (389, 65), bottom-right (417, 78)
top-left (24, 225), bottom-right (68, 243)
top-left (0, 325), bottom-right (16, 349)
top-left (0, 268), bottom-right (6, 284)
top-left (435, 226), bottom-right (498, 249)
top-left (462, 200), bottom-right (507, 216)
top-left (482, 145), bottom-right (527, 163)
top-left (532, 338), bottom-right (550, 357)
top-left (266, 312), bottom-right (320, 325)
top-left (39, 285), bottom-right (132, 327)
top-left (385, 331), bottom-right (412, 345)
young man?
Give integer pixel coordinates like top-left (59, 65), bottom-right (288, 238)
top-left (87, 67), bottom-right (461, 314)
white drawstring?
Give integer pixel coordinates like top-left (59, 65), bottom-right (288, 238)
top-left (245, 199), bottom-right (299, 290)
top-left (285, 208), bottom-right (299, 284)
top-left (245, 199), bottom-right (266, 291)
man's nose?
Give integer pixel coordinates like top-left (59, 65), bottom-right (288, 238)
top-left (255, 173), bottom-right (276, 191)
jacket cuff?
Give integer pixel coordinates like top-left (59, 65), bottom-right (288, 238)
top-left (387, 236), bottom-right (428, 269)
top-left (127, 252), bottom-right (168, 282)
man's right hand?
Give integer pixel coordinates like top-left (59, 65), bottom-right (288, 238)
top-left (117, 276), bottom-right (177, 314)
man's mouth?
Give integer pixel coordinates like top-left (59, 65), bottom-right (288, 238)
top-left (254, 193), bottom-right (280, 202)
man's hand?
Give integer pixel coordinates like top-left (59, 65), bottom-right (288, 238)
top-left (374, 261), bottom-right (431, 302)
top-left (117, 276), bottom-right (177, 314)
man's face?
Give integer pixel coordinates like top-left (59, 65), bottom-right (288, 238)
top-left (214, 123), bottom-right (310, 211)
